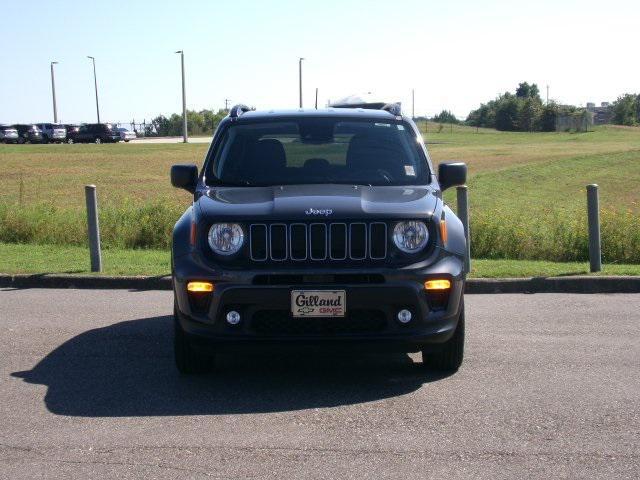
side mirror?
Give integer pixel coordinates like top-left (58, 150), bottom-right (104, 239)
top-left (171, 164), bottom-right (198, 193)
top-left (437, 162), bottom-right (467, 192)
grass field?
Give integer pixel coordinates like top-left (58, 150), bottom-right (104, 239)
top-left (2, 242), bottom-right (639, 278)
top-left (3, 124), bottom-right (639, 211)
top-left (1, 124), bottom-right (639, 270)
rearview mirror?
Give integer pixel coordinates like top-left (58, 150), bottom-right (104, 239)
top-left (437, 162), bottom-right (467, 192)
top-left (171, 164), bottom-right (198, 193)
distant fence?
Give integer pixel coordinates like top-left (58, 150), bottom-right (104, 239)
top-left (556, 111), bottom-right (594, 132)
top-left (110, 120), bottom-right (159, 137)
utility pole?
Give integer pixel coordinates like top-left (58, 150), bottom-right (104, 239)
top-left (224, 98), bottom-right (231, 111)
top-left (50, 61), bottom-right (59, 123)
top-left (315, 88), bottom-right (318, 109)
top-left (175, 50), bottom-right (188, 143)
top-left (546, 85), bottom-right (549, 105)
top-left (87, 56), bottom-right (100, 123)
top-left (298, 57), bottom-right (304, 108)
top-left (412, 89), bottom-right (416, 119)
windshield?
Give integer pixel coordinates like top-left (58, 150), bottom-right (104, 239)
top-left (208, 118), bottom-right (429, 186)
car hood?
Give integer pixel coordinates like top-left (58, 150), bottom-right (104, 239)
top-left (197, 184), bottom-right (439, 221)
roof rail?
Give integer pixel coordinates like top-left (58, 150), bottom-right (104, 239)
top-left (229, 104), bottom-right (252, 119)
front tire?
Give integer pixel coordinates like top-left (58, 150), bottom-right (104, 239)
top-left (174, 305), bottom-right (214, 374)
top-left (422, 299), bottom-right (465, 372)
top-left (94, 137), bottom-right (102, 144)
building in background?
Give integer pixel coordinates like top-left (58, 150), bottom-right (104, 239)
top-left (586, 102), bottom-right (612, 125)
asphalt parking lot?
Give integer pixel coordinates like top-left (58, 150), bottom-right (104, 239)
top-left (1, 289), bottom-right (639, 479)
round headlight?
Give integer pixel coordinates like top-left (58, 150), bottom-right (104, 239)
top-left (393, 221), bottom-right (429, 253)
top-left (208, 223), bottom-right (244, 255)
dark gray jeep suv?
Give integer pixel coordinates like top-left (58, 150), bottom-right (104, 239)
top-left (170, 104), bottom-right (468, 374)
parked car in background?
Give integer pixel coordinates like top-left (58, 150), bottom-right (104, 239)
top-left (68, 123), bottom-right (121, 143)
top-left (0, 125), bottom-right (19, 143)
top-left (37, 123), bottom-right (67, 143)
top-left (63, 124), bottom-right (80, 143)
top-left (117, 127), bottom-right (136, 142)
top-left (13, 124), bottom-right (43, 143)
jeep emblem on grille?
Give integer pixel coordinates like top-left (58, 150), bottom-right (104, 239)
top-left (305, 208), bottom-right (333, 216)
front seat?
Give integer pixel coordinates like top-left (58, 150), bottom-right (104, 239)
top-left (346, 134), bottom-right (404, 179)
top-left (245, 138), bottom-right (287, 181)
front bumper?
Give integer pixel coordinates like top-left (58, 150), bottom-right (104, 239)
top-left (173, 252), bottom-right (465, 353)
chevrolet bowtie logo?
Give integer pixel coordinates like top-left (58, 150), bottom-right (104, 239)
top-left (305, 208), bottom-right (333, 216)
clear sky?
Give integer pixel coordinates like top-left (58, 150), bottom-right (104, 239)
top-left (1, 0), bottom-right (638, 125)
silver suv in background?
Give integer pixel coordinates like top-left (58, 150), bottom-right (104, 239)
top-left (117, 127), bottom-right (136, 142)
top-left (37, 123), bottom-right (67, 143)
top-left (0, 125), bottom-right (19, 143)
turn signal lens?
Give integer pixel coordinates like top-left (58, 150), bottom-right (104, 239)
top-left (439, 219), bottom-right (448, 245)
top-left (424, 279), bottom-right (451, 291)
top-left (187, 281), bottom-right (214, 293)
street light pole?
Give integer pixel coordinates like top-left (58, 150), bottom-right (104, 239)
top-left (411, 88), bottom-right (415, 119)
top-left (175, 50), bottom-right (188, 143)
top-left (546, 85), bottom-right (550, 105)
top-left (298, 57), bottom-right (304, 108)
top-left (50, 61), bottom-right (59, 123)
top-left (87, 56), bottom-right (100, 123)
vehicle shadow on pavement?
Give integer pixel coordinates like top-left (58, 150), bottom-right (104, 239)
top-left (11, 315), bottom-right (452, 417)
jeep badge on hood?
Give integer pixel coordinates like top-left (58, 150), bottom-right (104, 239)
top-left (305, 208), bottom-right (333, 216)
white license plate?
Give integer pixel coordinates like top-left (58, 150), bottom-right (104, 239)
top-left (291, 290), bottom-right (346, 317)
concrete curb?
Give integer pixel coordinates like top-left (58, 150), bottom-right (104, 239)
top-left (0, 274), bottom-right (172, 291)
top-left (2, 274), bottom-right (640, 294)
top-left (465, 276), bottom-right (640, 294)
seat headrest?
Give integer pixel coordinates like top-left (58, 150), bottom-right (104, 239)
top-left (346, 134), bottom-right (384, 168)
top-left (247, 138), bottom-right (286, 171)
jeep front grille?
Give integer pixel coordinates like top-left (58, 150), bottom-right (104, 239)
top-left (249, 222), bottom-right (388, 262)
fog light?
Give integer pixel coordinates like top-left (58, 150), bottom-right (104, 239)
top-left (226, 310), bottom-right (241, 325)
top-left (424, 279), bottom-right (451, 291)
top-left (187, 281), bottom-right (214, 292)
top-left (397, 309), bottom-right (412, 324)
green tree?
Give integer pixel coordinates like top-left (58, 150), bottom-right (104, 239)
top-left (466, 103), bottom-right (495, 129)
top-left (539, 102), bottom-right (558, 132)
top-left (519, 97), bottom-right (543, 132)
top-left (494, 93), bottom-right (520, 131)
top-left (151, 115), bottom-right (171, 136)
top-left (516, 82), bottom-right (540, 99)
top-left (612, 94), bottom-right (639, 126)
top-left (432, 110), bottom-right (460, 124)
